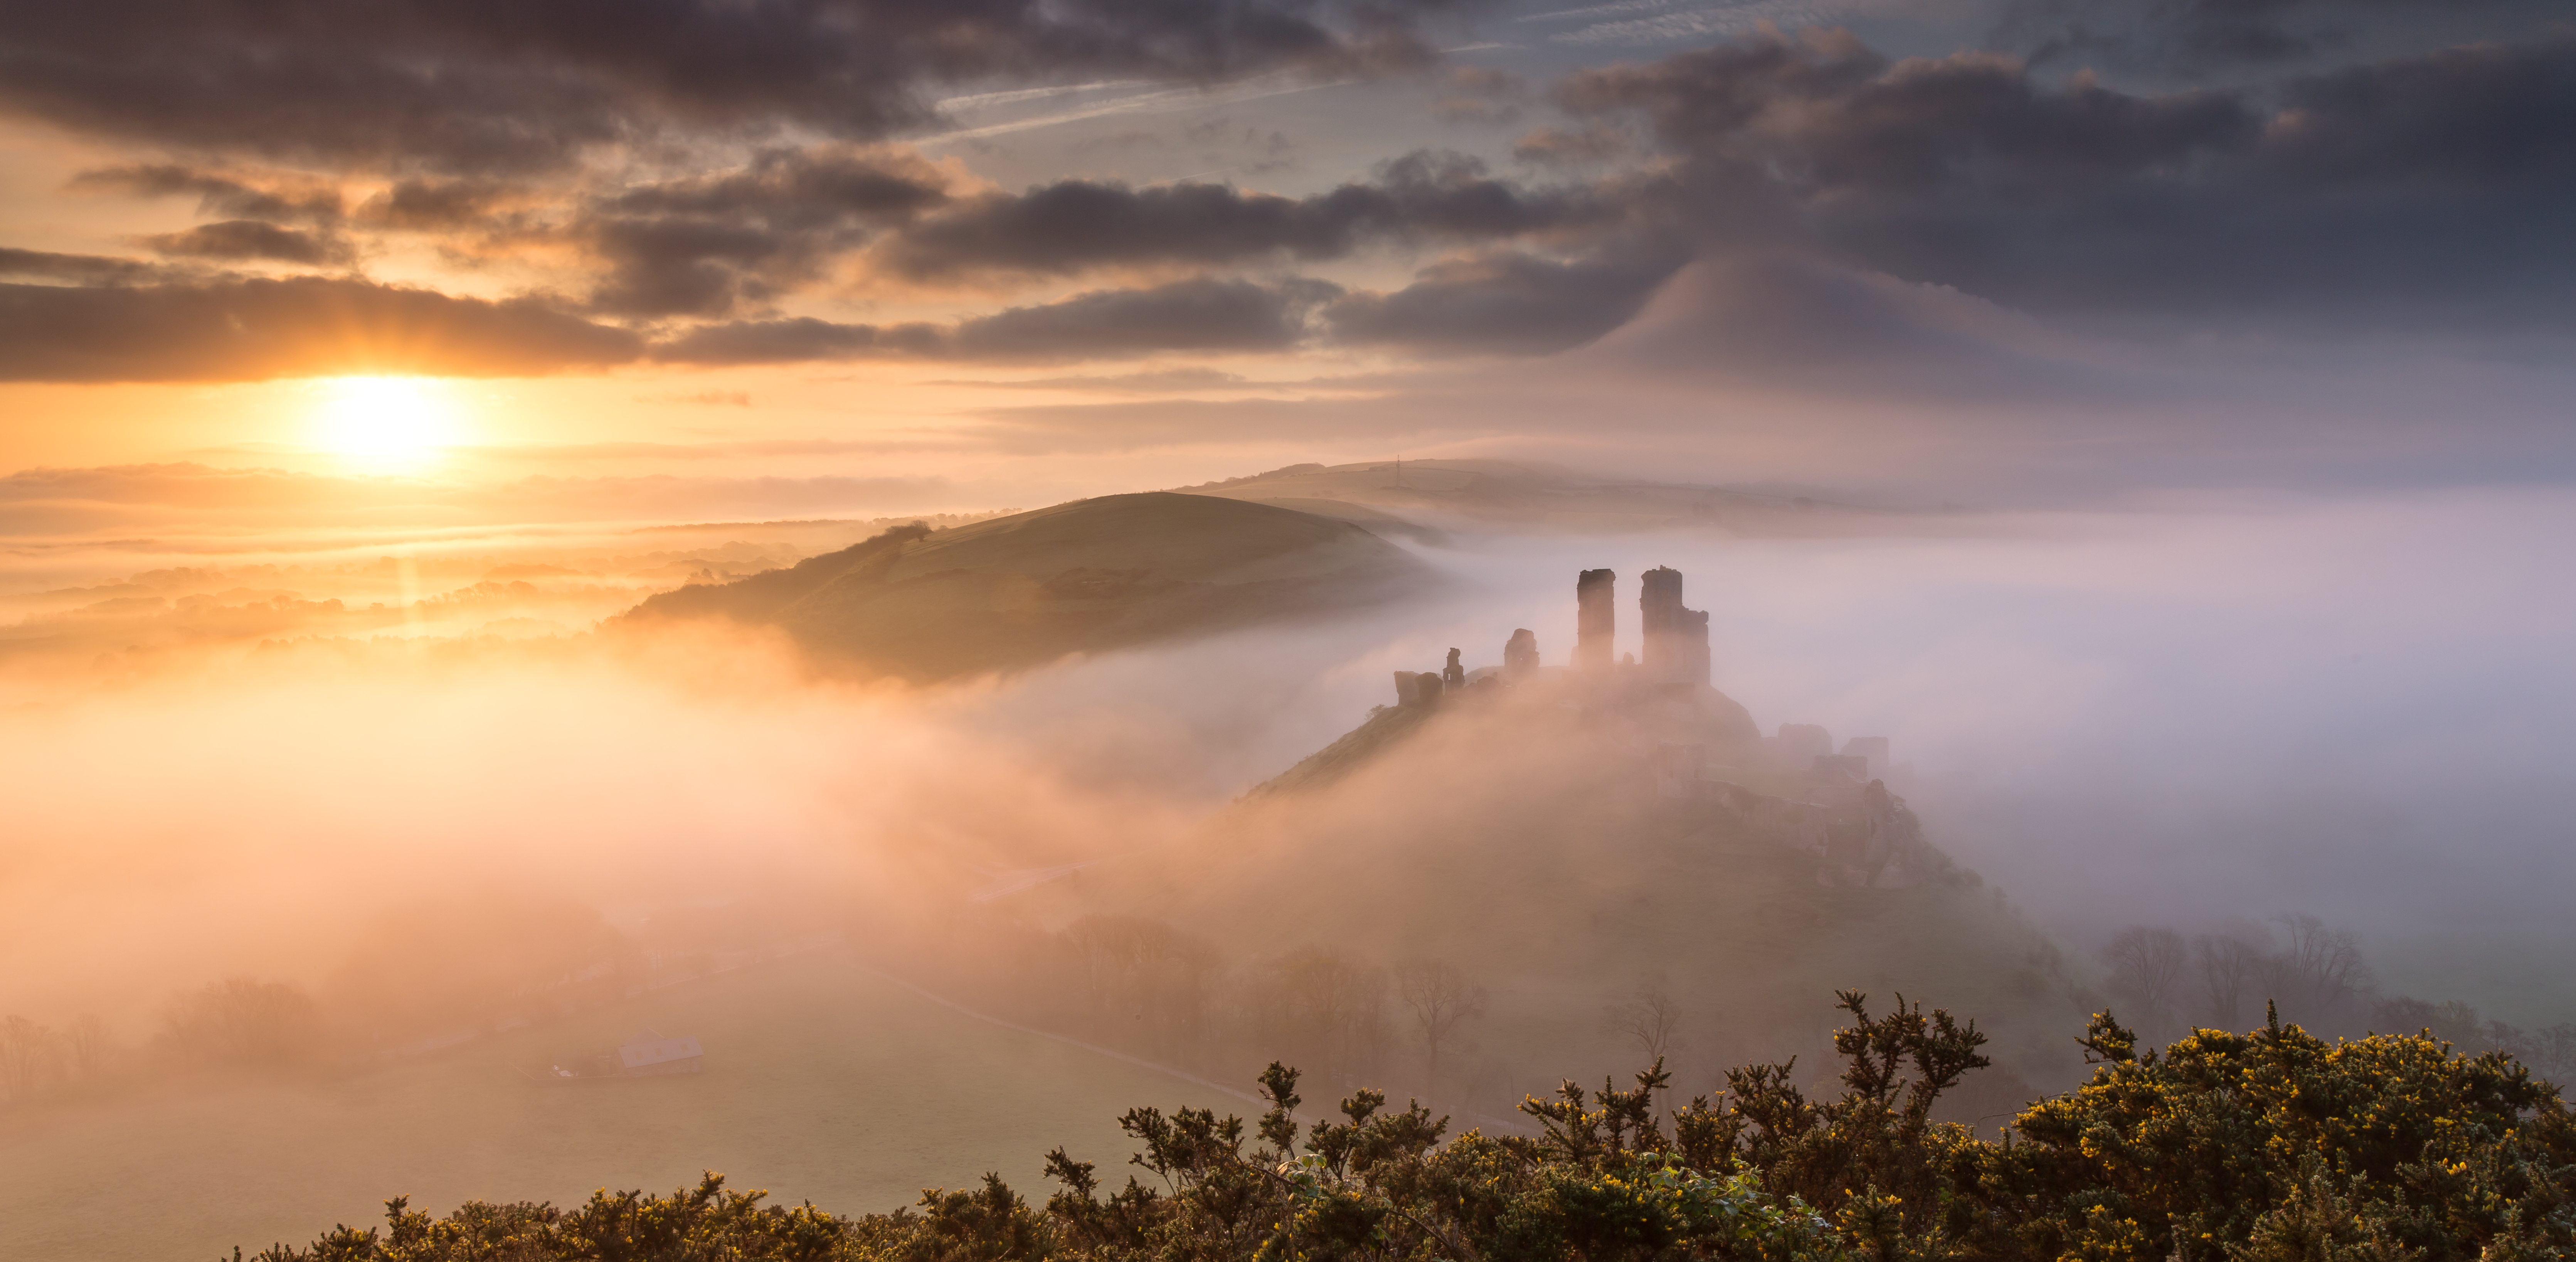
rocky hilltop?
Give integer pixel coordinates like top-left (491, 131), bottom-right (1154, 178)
top-left (1004, 564), bottom-right (2091, 1107)
top-left (617, 492), bottom-right (1432, 678)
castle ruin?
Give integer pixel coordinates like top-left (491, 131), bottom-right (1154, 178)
top-left (1573, 568), bottom-right (1616, 672)
top-left (1639, 565), bottom-right (1712, 687)
top-left (1368, 565), bottom-right (1921, 888)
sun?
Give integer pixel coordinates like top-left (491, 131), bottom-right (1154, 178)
top-left (311, 376), bottom-right (463, 472)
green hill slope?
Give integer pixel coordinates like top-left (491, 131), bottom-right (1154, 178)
top-left (620, 493), bottom-right (1432, 678)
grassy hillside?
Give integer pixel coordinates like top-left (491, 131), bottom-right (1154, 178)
top-left (620, 493), bottom-right (1432, 678)
top-left (0, 953), bottom-right (1237, 1262)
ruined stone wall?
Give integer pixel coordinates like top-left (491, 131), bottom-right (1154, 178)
top-left (1575, 569), bottom-right (1615, 672)
top-left (1639, 565), bottom-right (1711, 686)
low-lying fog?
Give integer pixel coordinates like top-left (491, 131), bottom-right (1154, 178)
top-left (5, 483), bottom-right (2571, 1049)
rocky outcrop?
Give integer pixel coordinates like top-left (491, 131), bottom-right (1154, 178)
top-left (1699, 775), bottom-right (1935, 888)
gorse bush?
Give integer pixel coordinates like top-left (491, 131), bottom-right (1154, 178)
top-left (232, 991), bottom-right (2576, 1262)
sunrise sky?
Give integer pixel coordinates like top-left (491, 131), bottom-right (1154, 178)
top-left (2, 0), bottom-right (2568, 566)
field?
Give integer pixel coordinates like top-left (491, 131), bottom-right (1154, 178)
top-left (0, 953), bottom-right (1237, 1262)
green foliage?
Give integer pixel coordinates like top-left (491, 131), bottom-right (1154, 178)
top-left (235, 994), bottom-right (2576, 1262)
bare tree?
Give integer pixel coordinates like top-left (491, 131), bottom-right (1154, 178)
top-left (1394, 960), bottom-right (1487, 1101)
top-left (63, 1015), bottom-right (109, 1082)
top-left (1245, 947), bottom-right (1389, 1086)
top-left (159, 976), bottom-right (320, 1067)
top-left (2192, 933), bottom-right (2266, 1030)
top-left (1602, 982), bottom-right (1684, 1067)
top-left (1062, 915), bottom-right (1218, 1055)
top-left (2101, 926), bottom-right (2189, 1033)
top-left (0, 1015), bottom-right (60, 1105)
top-left (2268, 913), bottom-right (2372, 1022)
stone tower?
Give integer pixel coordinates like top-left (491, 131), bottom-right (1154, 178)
top-left (1574, 569), bottom-right (1615, 672)
top-left (1639, 565), bottom-right (1711, 686)
top-left (1503, 628), bottom-right (1539, 679)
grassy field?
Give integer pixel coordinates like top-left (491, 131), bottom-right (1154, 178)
top-left (0, 952), bottom-right (1237, 1262)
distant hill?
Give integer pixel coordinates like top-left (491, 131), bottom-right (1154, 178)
top-left (617, 492), bottom-right (1434, 678)
top-left (1174, 459), bottom-right (1928, 535)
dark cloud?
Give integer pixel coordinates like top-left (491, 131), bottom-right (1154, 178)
top-left (578, 146), bottom-right (951, 317)
top-left (356, 179), bottom-right (520, 231)
top-left (0, 0), bottom-right (1484, 174)
top-left (139, 221), bottom-right (355, 266)
top-left (0, 277), bottom-right (643, 382)
top-left (0, 248), bottom-right (165, 284)
top-left (1556, 28), bottom-right (2576, 330)
top-left (932, 367), bottom-right (1255, 391)
top-left (877, 152), bottom-right (1599, 279)
top-left (1988, 0), bottom-right (2556, 78)
top-left (653, 277), bottom-right (1329, 364)
top-left (649, 317), bottom-right (941, 366)
top-left (952, 277), bottom-right (1328, 357)
top-left (1511, 123), bottom-right (1631, 166)
top-left (69, 164), bottom-right (344, 224)
top-left (1323, 246), bottom-right (1684, 355)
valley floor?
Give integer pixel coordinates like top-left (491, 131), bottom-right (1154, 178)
top-left (0, 954), bottom-right (1238, 1262)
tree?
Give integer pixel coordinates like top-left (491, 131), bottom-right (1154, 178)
top-left (1061, 915), bottom-right (1218, 1056)
top-left (2192, 930), bottom-right (2266, 1029)
top-left (159, 976), bottom-right (320, 1067)
top-left (0, 1015), bottom-right (60, 1105)
top-left (1242, 947), bottom-right (1387, 1087)
top-left (2263, 912), bottom-right (2371, 1026)
top-left (62, 1014), bottom-right (109, 1082)
top-left (2100, 925), bottom-right (2187, 1035)
top-left (1392, 959), bottom-right (1486, 1102)
top-left (1602, 982), bottom-right (1686, 1069)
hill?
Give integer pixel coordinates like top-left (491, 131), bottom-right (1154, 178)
top-left (1174, 460), bottom-right (1927, 535)
top-left (997, 666), bottom-right (2091, 1115)
top-left (618, 492), bottom-right (1432, 678)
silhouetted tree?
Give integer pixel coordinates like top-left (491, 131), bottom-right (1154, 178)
top-left (0, 1015), bottom-right (59, 1105)
top-left (2100, 925), bottom-right (2187, 1036)
top-left (1392, 959), bottom-right (1486, 1102)
top-left (2260, 912), bottom-right (2371, 1028)
top-left (1602, 981), bottom-right (1686, 1069)
top-left (2192, 930), bottom-right (2266, 1029)
top-left (1242, 946), bottom-right (1386, 1087)
top-left (159, 976), bottom-right (319, 1067)
top-left (62, 1014), bottom-right (109, 1082)
top-left (1062, 915), bottom-right (1217, 1057)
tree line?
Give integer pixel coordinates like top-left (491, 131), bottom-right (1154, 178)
top-left (232, 987), bottom-right (2576, 1261)
top-left (2098, 912), bottom-right (2576, 1081)
top-left (0, 890), bottom-right (840, 1111)
top-left (890, 910), bottom-right (1498, 1112)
